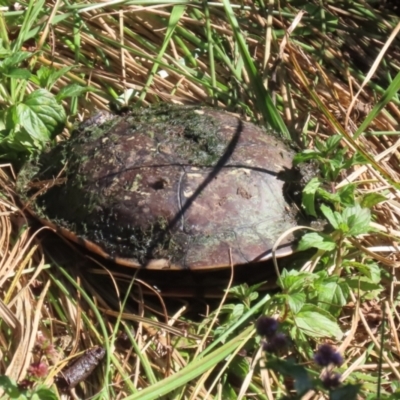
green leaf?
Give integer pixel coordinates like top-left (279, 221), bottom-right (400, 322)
top-left (325, 134), bottom-right (342, 153)
top-left (342, 204), bottom-right (371, 236)
top-left (229, 355), bottom-right (250, 379)
top-left (32, 386), bottom-right (59, 400)
top-left (34, 65), bottom-right (53, 87)
top-left (286, 292), bottom-right (306, 314)
top-left (0, 375), bottom-right (21, 398)
top-left (1, 89), bottom-right (66, 154)
top-left (265, 358), bottom-right (313, 395)
top-left (231, 304), bottom-right (244, 320)
top-left (302, 177), bottom-right (321, 217)
top-left (15, 103), bottom-right (53, 145)
top-left (314, 137), bottom-right (327, 153)
top-left (347, 277), bottom-right (382, 292)
top-left (22, 89), bottom-right (66, 139)
top-left (337, 184), bottom-right (356, 206)
top-left (315, 279), bottom-right (349, 315)
top-left (56, 84), bottom-right (91, 101)
top-left (330, 384), bottom-right (362, 400)
top-left (278, 270), bottom-right (316, 292)
top-left (298, 232), bottom-right (336, 251)
top-left (360, 192), bottom-right (387, 208)
top-left (293, 150), bottom-right (320, 164)
top-left (0, 51), bottom-right (32, 70)
top-left (3, 68), bottom-right (32, 79)
top-left (320, 204), bottom-right (339, 229)
top-left (316, 187), bottom-right (341, 204)
top-left (228, 282), bottom-right (263, 302)
top-left (47, 65), bottom-right (76, 89)
top-left (344, 261), bottom-right (381, 283)
top-left (294, 304), bottom-right (343, 339)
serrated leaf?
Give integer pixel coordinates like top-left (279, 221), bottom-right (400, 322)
top-left (56, 84), bottom-right (91, 101)
top-left (249, 292), bottom-right (259, 302)
top-left (325, 134), bottom-right (342, 152)
top-left (344, 261), bottom-right (381, 283)
top-left (16, 103), bottom-right (53, 144)
top-left (315, 280), bottom-right (349, 315)
top-left (33, 386), bottom-right (59, 400)
top-left (23, 89), bottom-right (66, 138)
top-left (320, 204), bottom-right (339, 229)
top-left (342, 204), bottom-right (371, 236)
top-left (44, 65), bottom-right (76, 89)
top-left (1, 89), bottom-right (66, 154)
top-left (347, 277), bottom-right (382, 292)
top-left (298, 232), bottom-right (336, 251)
top-left (294, 304), bottom-right (343, 339)
top-left (337, 184), bottom-right (356, 206)
top-left (231, 304), bottom-right (244, 320)
top-left (1, 127), bottom-right (38, 153)
top-left (287, 292), bottom-right (306, 314)
top-left (228, 283), bottom-right (247, 297)
top-left (1, 51), bottom-right (32, 69)
top-left (316, 187), bottom-right (341, 203)
top-left (314, 137), bottom-right (327, 153)
top-left (3, 68), bottom-right (32, 79)
top-left (36, 65), bottom-right (53, 86)
top-left (278, 270), bottom-right (315, 292)
top-left (229, 355), bottom-right (250, 378)
top-left (360, 192), bottom-right (387, 208)
top-left (302, 177), bottom-right (321, 217)
top-left (293, 150), bottom-right (320, 164)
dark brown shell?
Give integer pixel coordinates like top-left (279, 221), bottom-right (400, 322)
top-left (18, 105), bottom-right (302, 270)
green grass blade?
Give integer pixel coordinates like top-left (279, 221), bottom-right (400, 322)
top-left (221, 0), bottom-right (290, 138)
top-left (354, 70), bottom-right (400, 139)
top-left (138, 4), bottom-right (186, 102)
top-left (124, 325), bottom-right (253, 400)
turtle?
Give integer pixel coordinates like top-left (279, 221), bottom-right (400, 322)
top-left (17, 104), bottom-right (305, 274)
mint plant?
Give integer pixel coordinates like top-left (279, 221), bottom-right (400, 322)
top-left (0, 375), bottom-right (57, 400)
top-left (0, 45), bottom-right (90, 160)
top-left (295, 134), bottom-right (369, 217)
top-left (256, 318), bottom-right (361, 399)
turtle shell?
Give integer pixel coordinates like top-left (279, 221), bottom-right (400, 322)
top-left (18, 105), bottom-right (302, 270)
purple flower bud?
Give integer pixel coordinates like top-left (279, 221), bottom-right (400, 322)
top-left (322, 372), bottom-right (342, 389)
top-left (262, 333), bottom-right (288, 354)
top-left (314, 344), bottom-right (343, 367)
top-left (256, 316), bottom-right (279, 338)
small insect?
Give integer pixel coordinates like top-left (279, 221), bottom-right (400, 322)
top-left (56, 346), bottom-right (106, 390)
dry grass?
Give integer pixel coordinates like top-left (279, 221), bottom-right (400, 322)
top-left (1, 0), bottom-right (400, 398)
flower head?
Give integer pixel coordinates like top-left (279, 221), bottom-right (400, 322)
top-left (256, 316), bottom-right (279, 338)
top-left (262, 332), bottom-right (288, 354)
top-left (321, 372), bottom-right (342, 389)
top-left (314, 344), bottom-right (343, 367)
